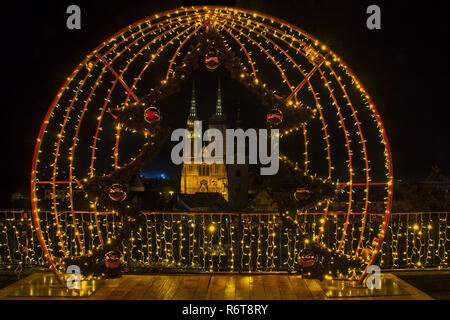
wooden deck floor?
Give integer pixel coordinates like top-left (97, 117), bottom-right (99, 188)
top-left (0, 273), bottom-right (432, 300)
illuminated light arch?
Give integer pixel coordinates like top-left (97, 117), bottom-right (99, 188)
top-left (31, 6), bottom-right (393, 283)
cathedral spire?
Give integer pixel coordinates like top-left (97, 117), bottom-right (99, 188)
top-left (189, 80), bottom-right (198, 119)
top-left (187, 81), bottom-right (198, 128)
top-left (215, 78), bottom-right (223, 117)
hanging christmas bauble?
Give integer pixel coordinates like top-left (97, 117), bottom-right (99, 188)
top-left (360, 247), bottom-right (372, 261)
top-left (266, 108), bottom-right (283, 126)
top-left (108, 184), bottom-right (127, 202)
top-left (372, 237), bottom-right (380, 248)
top-left (298, 249), bottom-right (316, 268)
top-left (204, 50), bottom-right (220, 71)
top-left (294, 188), bottom-right (311, 201)
top-left (144, 106), bottom-right (161, 124)
top-left (104, 250), bottom-right (122, 269)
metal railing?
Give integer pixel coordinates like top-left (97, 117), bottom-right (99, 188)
top-left (0, 210), bottom-right (448, 271)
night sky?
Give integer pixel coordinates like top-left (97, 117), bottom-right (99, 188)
top-left (1, 0), bottom-right (449, 205)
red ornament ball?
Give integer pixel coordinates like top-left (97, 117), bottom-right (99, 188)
top-left (294, 188), bottom-right (311, 201)
top-left (144, 106), bottom-right (161, 124)
top-left (105, 250), bottom-right (122, 269)
top-left (372, 237), bottom-right (380, 248)
top-left (108, 184), bottom-right (127, 202)
top-left (299, 249), bottom-right (316, 268)
top-left (360, 248), bottom-right (372, 261)
top-left (204, 50), bottom-right (220, 71)
top-left (266, 108), bottom-right (283, 126)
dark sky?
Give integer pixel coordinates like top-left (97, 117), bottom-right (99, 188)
top-left (1, 0), bottom-right (449, 204)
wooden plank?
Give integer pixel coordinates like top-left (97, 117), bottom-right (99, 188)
top-left (0, 273), bottom-right (434, 301)
top-left (104, 276), bottom-right (142, 300)
top-left (206, 276), bottom-right (228, 300)
top-left (288, 276), bottom-right (314, 299)
top-left (172, 276), bottom-right (203, 300)
top-left (191, 275), bottom-right (211, 300)
top-left (0, 273), bottom-right (42, 297)
top-left (277, 276), bottom-right (297, 300)
top-left (235, 276), bottom-right (250, 300)
top-left (262, 276), bottom-right (281, 300)
top-left (161, 276), bottom-right (184, 300)
top-left (122, 276), bottom-right (159, 300)
top-left (304, 279), bottom-right (326, 299)
top-left (141, 275), bottom-right (172, 300)
top-left (223, 276), bottom-right (237, 300)
top-left (89, 276), bottom-right (129, 300)
top-left (155, 275), bottom-right (183, 300)
top-left (249, 276), bottom-right (266, 300)
top-left (384, 273), bottom-right (433, 300)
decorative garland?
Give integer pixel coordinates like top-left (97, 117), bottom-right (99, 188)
top-left (109, 28), bottom-right (315, 134)
top-left (296, 241), bottom-right (383, 281)
top-left (63, 126), bottom-right (170, 275)
top-left (63, 27), bottom-right (342, 277)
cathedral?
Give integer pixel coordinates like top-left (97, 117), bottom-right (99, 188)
top-left (180, 79), bottom-right (229, 201)
top-left (179, 79), bottom-right (248, 210)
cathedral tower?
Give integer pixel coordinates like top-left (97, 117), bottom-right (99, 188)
top-left (180, 80), bottom-right (229, 201)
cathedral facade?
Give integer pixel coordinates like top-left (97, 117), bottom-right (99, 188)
top-left (180, 80), bottom-right (229, 201)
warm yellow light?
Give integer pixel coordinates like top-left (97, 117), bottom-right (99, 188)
top-left (208, 225), bottom-right (216, 232)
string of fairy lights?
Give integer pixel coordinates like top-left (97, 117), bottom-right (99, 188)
top-left (212, 11), bottom-right (379, 257)
top-left (212, 8), bottom-right (393, 277)
top-left (1, 211), bottom-right (448, 270)
top-left (28, 7), bottom-right (396, 280)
